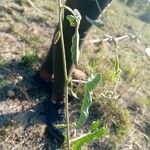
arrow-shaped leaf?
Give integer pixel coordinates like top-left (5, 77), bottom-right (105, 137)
top-left (76, 74), bottom-right (101, 128)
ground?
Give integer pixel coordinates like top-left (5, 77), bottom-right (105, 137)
top-left (0, 0), bottom-right (150, 150)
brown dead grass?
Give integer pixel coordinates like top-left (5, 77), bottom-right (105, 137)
top-left (0, 0), bottom-right (150, 150)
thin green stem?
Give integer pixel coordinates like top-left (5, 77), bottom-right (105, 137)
top-left (58, 0), bottom-right (70, 150)
top-left (95, 0), bottom-right (114, 36)
top-left (58, 1), bottom-right (67, 81)
top-left (114, 44), bottom-right (121, 96)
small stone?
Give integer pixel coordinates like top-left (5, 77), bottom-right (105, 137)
top-left (0, 144), bottom-right (4, 150)
top-left (18, 76), bottom-right (23, 81)
top-left (7, 90), bottom-right (15, 97)
top-left (145, 48), bottom-right (150, 56)
top-left (0, 74), bottom-right (4, 79)
top-left (72, 68), bottom-right (86, 80)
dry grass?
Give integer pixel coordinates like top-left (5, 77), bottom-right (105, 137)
top-left (0, 0), bottom-right (150, 149)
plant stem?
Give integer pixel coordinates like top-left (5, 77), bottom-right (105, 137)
top-left (58, 0), bottom-right (70, 150)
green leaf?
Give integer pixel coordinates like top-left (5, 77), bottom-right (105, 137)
top-left (68, 9), bottom-right (81, 66)
top-left (76, 74), bottom-right (101, 128)
top-left (86, 74), bottom-right (101, 91)
top-left (71, 29), bottom-right (80, 65)
top-left (54, 31), bottom-right (61, 44)
top-left (66, 15), bottom-right (76, 27)
top-left (86, 16), bottom-right (104, 28)
top-left (76, 91), bottom-right (92, 128)
top-left (90, 120), bottom-right (101, 132)
top-left (72, 128), bottom-right (107, 150)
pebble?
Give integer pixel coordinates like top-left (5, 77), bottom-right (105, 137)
top-left (72, 68), bottom-right (86, 80)
top-left (7, 90), bottom-right (15, 97)
top-left (18, 75), bottom-right (23, 81)
top-left (145, 48), bottom-right (150, 56)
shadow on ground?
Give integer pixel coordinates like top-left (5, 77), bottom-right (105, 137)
top-left (0, 59), bottom-right (63, 150)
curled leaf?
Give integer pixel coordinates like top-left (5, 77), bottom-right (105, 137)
top-left (73, 9), bottom-right (82, 26)
top-left (86, 16), bottom-right (104, 28)
top-left (68, 9), bottom-right (81, 66)
top-left (71, 29), bottom-right (80, 65)
top-left (90, 120), bottom-right (101, 132)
